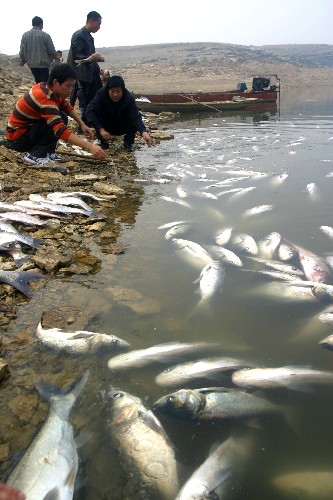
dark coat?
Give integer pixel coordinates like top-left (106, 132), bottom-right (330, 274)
top-left (86, 86), bottom-right (147, 135)
top-left (67, 27), bottom-right (99, 83)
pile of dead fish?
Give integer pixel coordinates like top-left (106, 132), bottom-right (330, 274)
top-left (0, 191), bottom-right (107, 298)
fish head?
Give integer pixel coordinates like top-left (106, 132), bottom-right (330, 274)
top-left (106, 389), bottom-right (142, 424)
top-left (153, 389), bottom-right (205, 418)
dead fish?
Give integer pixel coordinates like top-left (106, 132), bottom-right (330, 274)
top-left (257, 232), bottom-right (281, 259)
top-left (160, 196), bottom-right (192, 208)
top-left (296, 245), bottom-right (332, 283)
top-left (0, 212), bottom-right (47, 226)
top-left (157, 220), bottom-right (193, 230)
top-left (105, 389), bottom-right (179, 499)
top-left (0, 242), bottom-right (30, 268)
top-left (0, 270), bottom-right (47, 297)
top-left (277, 242), bottom-right (299, 261)
top-left (232, 366), bottom-right (333, 391)
top-left (319, 334), bottom-right (333, 350)
top-left (0, 229), bottom-right (42, 249)
top-left (231, 233), bottom-right (258, 256)
top-left (155, 356), bottom-right (253, 387)
top-left (195, 261), bottom-right (226, 308)
top-left (171, 238), bottom-right (213, 269)
top-left (247, 257), bottom-right (304, 277)
top-left (320, 225), bottom-right (333, 239)
top-left (36, 322), bottom-right (130, 354)
top-left (272, 470), bottom-right (333, 499)
top-left (108, 341), bottom-right (219, 370)
top-left (214, 227), bottom-right (233, 246)
top-left (242, 204), bottom-right (276, 217)
top-left (210, 245), bottom-right (243, 267)
top-left (164, 224), bottom-right (191, 240)
top-left (45, 194), bottom-right (101, 215)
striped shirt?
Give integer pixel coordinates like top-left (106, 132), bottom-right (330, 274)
top-left (6, 83), bottom-right (74, 142)
top-left (19, 28), bottom-right (56, 69)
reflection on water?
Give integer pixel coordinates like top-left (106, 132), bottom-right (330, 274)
top-left (3, 86), bottom-right (333, 499)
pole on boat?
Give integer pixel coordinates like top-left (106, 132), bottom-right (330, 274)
top-left (178, 93), bottom-right (224, 113)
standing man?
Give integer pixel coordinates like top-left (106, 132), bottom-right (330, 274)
top-left (19, 16), bottom-right (57, 84)
top-left (5, 63), bottom-right (107, 165)
top-left (67, 11), bottom-right (104, 124)
top-left (86, 75), bottom-right (155, 152)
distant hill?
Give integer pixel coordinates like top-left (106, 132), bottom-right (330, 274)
top-left (1, 42), bottom-right (332, 93)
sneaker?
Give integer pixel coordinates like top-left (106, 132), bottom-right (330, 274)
top-left (23, 153), bottom-right (54, 165)
top-left (47, 153), bottom-right (62, 161)
top-left (124, 142), bottom-right (135, 152)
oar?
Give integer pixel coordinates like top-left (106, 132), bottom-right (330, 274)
top-left (178, 93), bottom-right (224, 113)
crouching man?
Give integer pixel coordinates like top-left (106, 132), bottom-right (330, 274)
top-left (6, 63), bottom-right (107, 165)
top-left (86, 75), bottom-right (155, 152)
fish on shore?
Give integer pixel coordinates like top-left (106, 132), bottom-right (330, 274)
top-left (105, 388), bottom-right (179, 499)
top-left (6, 370), bottom-right (89, 500)
top-left (36, 322), bottom-right (130, 354)
top-left (108, 341), bottom-right (219, 370)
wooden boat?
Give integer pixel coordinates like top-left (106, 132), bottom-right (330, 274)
top-left (135, 75), bottom-right (280, 114)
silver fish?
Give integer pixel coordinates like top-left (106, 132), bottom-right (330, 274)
top-left (36, 322), bottom-right (130, 354)
top-left (160, 196), bottom-right (192, 208)
top-left (0, 270), bottom-right (47, 297)
top-left (195, 261), bottom-right (226, 308)
top-left (0, 212), bottom-right (47, 226)
top-left (153, 387), bottom-right (279, 420)
top-left (319, 334), bottom-right (333, 350)
top-left (155, 356), bottom-right (253, 387)
top-left (175, 437), bottom-right (234, 500)
top-left (157, 220), bottom-right (193, 230)
top-left (320, 225), bottom-right (333, 239)
top-left (6, 370), bottom-right (89, 500)
top-left (242, 204), bottom-right (275, 217)
top-left (171, 238), bottom-right (213, 269)
top-left (247, 257), bottom-right (304, 276)
top-left (257, 232), bottom-right (281, 259)
top-left (272, 470), bottom-right (333, 499)
top-left (295, 244), bottom-right (332, 283)
top-left (45, 194), bottom-right (100, 215)
top-left (105, 389), bottom-right (179, 499)
top-left (0, 242), bottom-right (30, 268)
top-left (108, 341), bottom-right (218, 370)
top-left (164, 224), bottom-right (190, 240)
top-left (214, 227), bottom-right (233, 246)
top-left (232, 366), bottom-right (333, 391)
top-left (47, 191), bottom-right (108, 202)
top-left (231, 233), bottom-right (258, 256)
top-left (17, 199), bottom-right (93, 217)
top-left (0, 230), bottom-right (42, 249)
top-left (209, 245), bottom-right (243, 267)
top-left (277, 242), bottom-right (298, 261)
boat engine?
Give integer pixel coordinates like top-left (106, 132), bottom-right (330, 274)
top-left (252, 77), bottom-right (270, 91)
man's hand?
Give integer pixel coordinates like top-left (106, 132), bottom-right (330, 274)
top-left (142, 131), bottom-right (156, 147)
top-left (87, 143), bottom-right (108, 160)
top-left (80, 123), bottom-right (94, 139)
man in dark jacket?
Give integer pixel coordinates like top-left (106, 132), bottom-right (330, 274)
top-left (67, 11), bottom-right (104, 123)
top-left (86, 75), bottom-right (155, 152)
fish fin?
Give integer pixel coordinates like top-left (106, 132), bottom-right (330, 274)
top-left (138, 408), bottom-right (167, 436)
top-left (65, 464), bottom-right (77, 488)
top-left (0, 271), bottom-right (46, 298)
top-left (13, 255), bottom-right (30, 268)
top-left (68, 332), bottom-right (95, 339)
top-left (74, 430), bottom-right (91, 448)
top-left (42, 487), bottom-right (61, 500)
top-left (286, 383), bottom-right (315, 393)
top-left (36, 370), bottom-right (90, 402)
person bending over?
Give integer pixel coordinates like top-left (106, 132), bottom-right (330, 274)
top-left (86, 75), bottom-right (155, 152)
top-left (6, 63), bottom-right (107, 165)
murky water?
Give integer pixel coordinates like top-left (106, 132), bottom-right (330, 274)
top-left (3, 85), bottom-right (333, 499)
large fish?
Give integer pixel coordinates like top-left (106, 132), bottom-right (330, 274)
top-left (0, 270), bottom-right (47, 297)
top-left (107, 341), bottom-right (218, 370)
top-left (232, 366), bottom-right (333, 391)
top-left (105, 389), bottom-right (179, 499)
top-left (0, 229), bottom-right (42, 249)
top-left (171, 238), bottom-right (213, 269)
top-left (6, 370), bottom-right (89, 500)
top-left (257, 232), bottom-right (281, 259)
top-left (289, 242), bottom-right (332, 283)
top-left (195, 261), bottom-right (226, 308)
top-left (272, 470), bottom-right (333, 499)
top-left (175, 438), bottom-right (233, 500)
top-left (155, 356), bottom-right (253, 387)
top-left (230, 233), bottom-right (258, 256)
top-left (44, 194), bottom-right (101, 216)
top-left (153, 387), bottom-right (279, 420)
top-left (36, 322), bottom-right (130, 354)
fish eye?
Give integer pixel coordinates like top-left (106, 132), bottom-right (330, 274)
top-left (113, 392), bottom-right (123, 399)
top-left (166, 396), bottom-right (175, 403)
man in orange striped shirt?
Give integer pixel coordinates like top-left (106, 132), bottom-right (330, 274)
top-left (6, 63), bottom-right (107, 165)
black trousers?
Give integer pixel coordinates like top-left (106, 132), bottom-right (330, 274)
top-left (80, 73), bottom-right (102, 123)
top-left (96, 121), bottom-right (136, 147)
top-left (30, 67), bottom-right (49, 84)
top-left (8, 111), bottom-right (68, 158)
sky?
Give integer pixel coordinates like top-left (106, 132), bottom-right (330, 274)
top-left (1, 0), bottom-right (332, 56)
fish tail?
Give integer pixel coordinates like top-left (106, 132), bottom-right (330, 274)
top-left (1, 271), bottom-right (47, 298)
top-left (36, 370), bottom-right (90, 418)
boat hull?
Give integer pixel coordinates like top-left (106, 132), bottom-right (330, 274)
top-left (135, 89), bottom-right (278, 113)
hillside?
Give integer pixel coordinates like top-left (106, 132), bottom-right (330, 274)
top-left (1, 42), bottom-right (332, 93)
